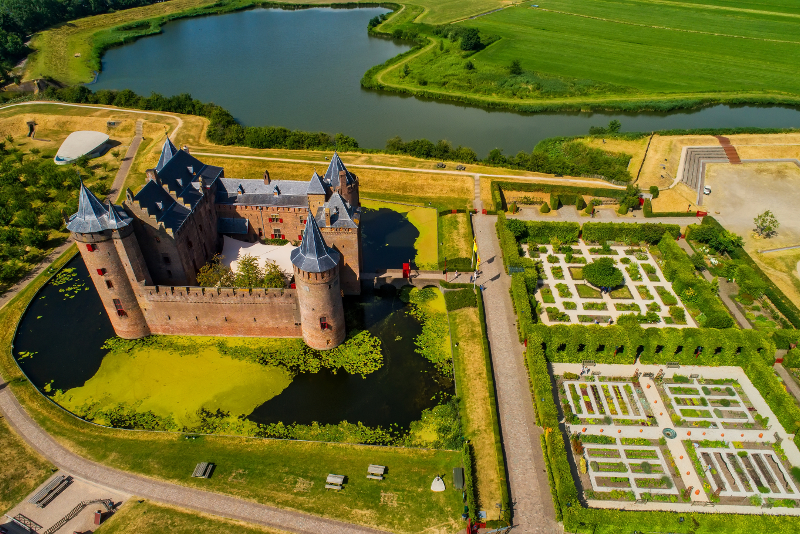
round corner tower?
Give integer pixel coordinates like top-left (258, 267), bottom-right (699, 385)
top-left (291, 210), bottom-right (346, 350)
top-left (68, 184), bottom-right (151, 339)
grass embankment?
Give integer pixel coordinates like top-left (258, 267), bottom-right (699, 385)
top-left (367, 0), bottom-right (800, 112)
top-left (439, 212), bottom-right (472, 266)
top-left (0, 247), bottom-right (463, 534)
top-left (101, 500), bottom-right (286, 533)
top-left (362, 199), bottom-right (438, 269)
top-left (53, 343), bottom-right (292, 428)
top-left (0, 416), bottom-right (54, 514)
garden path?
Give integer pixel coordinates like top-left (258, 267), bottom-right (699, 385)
top-left (109, 118), bottom-right (143, 202)
top-left (0, 380), bottom-right (384, 534)
top-left (473, 214), bottom-right (559, 534)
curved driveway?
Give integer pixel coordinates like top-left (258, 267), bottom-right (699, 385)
top-left (0, 380), bottom-right (384, 534)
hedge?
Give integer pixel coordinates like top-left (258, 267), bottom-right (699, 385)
top-left (511, 273), bottom-right (535, 342)
top-left (490, 180), bottom-right (626, 211)
top-left (462, 442), bottom-right (478, 520)
top-left (658, 236), bottom-right (734, 328)
top-left (444, 288), bottom-right (477, 311)
top-left (525, 221), bottom-right (581, 245)
top-left (581, 222), bottom-right (681, 245)
top-left (643, 198), bottom-right (697, 218)
top-left (783, 347), bottom-right (800, 368)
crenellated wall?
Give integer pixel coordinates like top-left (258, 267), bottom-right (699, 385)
top-left (135, 285), bottom-right (302, 337)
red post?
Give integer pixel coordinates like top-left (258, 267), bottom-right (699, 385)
top-left (402, 263), bottom-right (411, 279)
top-left (482, 209), bottom-right (487, 215)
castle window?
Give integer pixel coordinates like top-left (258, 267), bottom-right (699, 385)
top-left (166, 270), bottom-right (172, 278)
top-left (86, 243), bottom-right (96, 252)
top-left (269, 214), bottom-right (280, 223)
top-left (199, 224), bottom-right (203, 232)
top-left (105, 280), bottom-right (114, 289)
top-left (112, 299), bottom-right (126, 317)
top-left (320, 317), bottom-right (329, 330)
top-left (258, 228), bottom-right (263, 238)
top-left (162, 255), bottom-right (171, 264)
top-left (96, 268), bottom-right (106, 276)
top-left (187, 240), bottom-right (193, 249)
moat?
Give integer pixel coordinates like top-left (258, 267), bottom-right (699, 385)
top-left (90, 7), bottom-right (800, 157)
top-left (14, 252), bottom-right (449, 431)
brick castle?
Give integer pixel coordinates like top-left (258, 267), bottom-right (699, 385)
top-left (66, 139), bottom-right (363, 350)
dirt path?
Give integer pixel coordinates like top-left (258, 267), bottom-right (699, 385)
top-left (110, 119), bottom-right (143, 202)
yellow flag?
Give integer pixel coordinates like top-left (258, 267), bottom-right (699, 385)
top-left (476, 253), bottom-right (481, 269)
top-left (473, 239), bottom-right (478, 253)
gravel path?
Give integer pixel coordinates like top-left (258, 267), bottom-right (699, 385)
top-left (473, 214), bottom-right (559, 534)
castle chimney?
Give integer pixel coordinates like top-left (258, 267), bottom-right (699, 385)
top-left (324, 208), bottom-right (331, 226)
top-left (263, 170), bottom-right (271, 185)
top-left (338, 170), bottom-right (346, 189)
top-left (145, 168), bottom-right (159, 183)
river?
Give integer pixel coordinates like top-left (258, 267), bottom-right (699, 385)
top-left (91, 7), bottom-right (800, 157)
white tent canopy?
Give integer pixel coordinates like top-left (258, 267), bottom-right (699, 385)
top-left (221, 236), bottom-right (297, 279)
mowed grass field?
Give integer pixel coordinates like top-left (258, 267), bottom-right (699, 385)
top-left (379, 0), bottom-right (800, 107)
top-left (468, 1), bottom-right (800, 94)
top-left (0, 417), bottom-right (54, 514)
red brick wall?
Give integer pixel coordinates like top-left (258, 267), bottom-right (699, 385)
top-left (136, 286), bottom-right (302, 338)
top-left (294, 264), bottom-right (346, 350)
top-left (322, 227), bottom-right (361, 295)
top-left (215, 205), bottom-right (307, 242)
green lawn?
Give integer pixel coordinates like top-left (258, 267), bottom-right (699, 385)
top-left (372, 0), bottom-right (800, 110)
top-left (0, 417), bottom-right (54, 514)
top-left (362, 199), bottom-right (438, 269)
top-left (0, 247), bottom-right (463, 533)
top-left (577, 284), bottom-right (603, 299)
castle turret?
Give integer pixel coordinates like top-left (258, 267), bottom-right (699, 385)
top-left (67, 183), bottom-right (151, 339)
top-left (290, 210), bottom-right (346, 350)
top-left (323, 152), bottom-right (359, 209)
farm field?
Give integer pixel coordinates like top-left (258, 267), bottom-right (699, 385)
top-left (374, 0), bottom-right (800, 110)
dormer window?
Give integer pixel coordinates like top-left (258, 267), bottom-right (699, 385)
top-left (176, 178), bottom-right (183, 186)
top-left (272, 185), bottom-right (280, 196)
top-left (238, 184), bottom-right (245, 195)
top-left (155, 201), bottom-right (163, 210)
top-left (187, 166), bottom-right (194, 174)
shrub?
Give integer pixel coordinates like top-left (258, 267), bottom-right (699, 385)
top-left (649, 185), bottom-right (660, 198)
top-left (641, 462), bottom-right (652, 474)
top-left (669, 306), bottom-right (686, 323)
top-left (582, 222), bottom-right (680, 245)
top-left (584, 257), bottom-right (624, 288)
top-left (444, 288), bottom-right (477, 311)
top-left (575, 196), bottom-right (587, 210)
top-left (540, 202), bottom-right (551, 213)
top-left (791, 466), bottom-right (800, 483)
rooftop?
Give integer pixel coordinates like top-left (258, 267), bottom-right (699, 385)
top-left (290, 209), bottom-right (340, 273)
top-left (54, 131), bottom-right (109, 165)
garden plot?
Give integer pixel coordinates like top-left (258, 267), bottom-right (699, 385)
top-left (663, 379), bottom-right (756, 427)
top-left (584, 442), bottom-right (679, 499)
top-left (695, 444), bottom-right (800, 500)
top-left (535, 242), bottom-right (692, 328)
top-left (564, 380), bottom-right (649, 423)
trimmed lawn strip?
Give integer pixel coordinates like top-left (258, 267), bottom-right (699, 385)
top-left (577, 284), bottom-right (603, 299)
top-left (0, 246), bottom-right (463, 533)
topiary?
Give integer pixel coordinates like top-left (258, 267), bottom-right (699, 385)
top-left (649, 185), bottom-right (660, 199)
top-left (575, 196), bottom-right (587, 210)
top-left (584, 257), bottom-right (624, 288)
top-left (540, 202), bottom-right (551, 214)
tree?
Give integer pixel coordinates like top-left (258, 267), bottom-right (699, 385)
top-left (649, 185), bottom-right (659, 199)
top-left (690, 252), bottom-right (706, 272)
top-left (754, 210), bottom-right (779, 238)
top-left (540, 202), bottom-right (550, 214)
top-left (460, 28), bottom-right (480, 50)
top-left (197, 254), bottom-right (235, 287)
top-left (464, 60), bottom-right (475, 71)
top-left (234, 254), bottom-right (265, 288)
top-left (608, 120), bottom-right (622, 133)
top-left (262, 260), bottom-right (286, 289)
top-left (584, 257), bottom-right (624, 288)
top-left (509, 59), bottom-right (522, 75)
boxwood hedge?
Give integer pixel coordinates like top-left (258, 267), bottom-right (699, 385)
top-left (582, 222), bottom-right (681, 245)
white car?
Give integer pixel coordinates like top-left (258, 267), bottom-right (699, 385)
top-left (703, 186), bottom-right (712, 195)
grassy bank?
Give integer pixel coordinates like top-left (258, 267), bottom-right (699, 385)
top-left (364, 0), bottom-right (800, 113)
top-left (361, 199), bottom-right (438, 269)
top-left (101, 500), bottom-right (286, 533)
top-left (0, 246), bottom-right (463, 533)
top-left (0, 416), bottom-right (54, 514)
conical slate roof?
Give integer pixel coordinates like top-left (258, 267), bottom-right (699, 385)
top-left (323, 152), bottom-right (354, 188)
top-left (290, 209), bottom-right (340, 273)
top-left (156, 137), bottom-right (178, 172)
top-left (66, 182), bottom-right (132, 233)
top-left (66, 182), bottom-right (109, 233)
top-left (307, 171), bottom-right (328, 195)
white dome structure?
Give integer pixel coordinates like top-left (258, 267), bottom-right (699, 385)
top-left (54, 131), bottom-right (110, 165)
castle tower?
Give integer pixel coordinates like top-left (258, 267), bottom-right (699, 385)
top-left (323, 152), bottom-right (359, 208)
top-left (290, 210), bottom-right (346, 350)
top-left (67, 184), bottom-right (151, 339)
top-left (306, 171), bottom-right (328, 214)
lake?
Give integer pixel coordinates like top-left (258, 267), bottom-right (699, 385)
top-left (91, 7), bottom-right (800, 157)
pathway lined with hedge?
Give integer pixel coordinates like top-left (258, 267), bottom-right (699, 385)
top-left (473, 214), bottom-right (558, 533)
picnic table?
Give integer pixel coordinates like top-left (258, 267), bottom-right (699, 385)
top-left (326, 474), bottom-right (345, 490)
top-left (367, 465), bottom-right (386, 480)
top-left (192, 462), bottom-right (214, 478)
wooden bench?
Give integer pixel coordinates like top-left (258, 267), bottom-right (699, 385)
top-left (366, 465), bottom-right (386, 480)
top-left (29, 475), bottom-right (72, 508)
top-left (326, 474), bottom-right (345, 490)
top-left (192, 462), bottom-right (214, 478)
top-left (453, 467), bottom-right (464, 490)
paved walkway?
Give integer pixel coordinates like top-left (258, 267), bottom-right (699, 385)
top-left (0, 240), bottom-right (73, 311)
top-left (774, 362), bottom-right (800, 406)
top-left (0, 380), bottom-right (383, 534)
top-left (109, 119), bottom-right (143, 202)
top-left (473, 214), bottom-right (558, 534)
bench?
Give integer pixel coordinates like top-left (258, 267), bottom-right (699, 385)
top-left (29, 475), bottom-right (72, 508)
top-left (192, 462), bottom-right (214, 478)
top-left (453, 467), bottom-right (464, 490)
top-left (367, 464), bottom-right (386, 481)
top-left (326, 474), bottom-right (345, 490)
